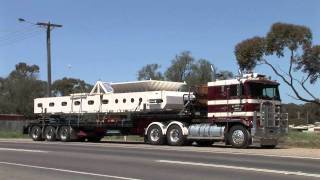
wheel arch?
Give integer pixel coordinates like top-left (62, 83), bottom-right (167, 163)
top-left (145, 122), bottom-right (167, 136)
top-left (167, 121), bottom-right (189, 136)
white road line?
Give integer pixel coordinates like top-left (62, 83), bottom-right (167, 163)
top-left (157, 160), bottom-right (320, 178)
top-left (0, 161), bottom-right (142, 180)
top-left (0, 148), bottom-right (48, 153)
top-left (1, 140), bottom-right (320, 160)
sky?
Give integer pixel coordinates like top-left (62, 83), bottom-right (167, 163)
top-left (0, 0), bottom-right (319, 104)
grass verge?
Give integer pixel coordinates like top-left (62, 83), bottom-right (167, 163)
top-left (0, 131), bottom-right (28, 138)
top-left (284, 130), bottom-right (320, 148)
top-left (103, 135), bottom-right (143, 142)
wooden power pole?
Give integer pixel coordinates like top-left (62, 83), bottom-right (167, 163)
top-left (18, 18), bottom-right (62, 97)
top-left (36, 22), bottom-right (62, 97)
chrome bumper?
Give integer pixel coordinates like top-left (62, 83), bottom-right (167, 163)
top-left (251, 111), bottom-right (288, 146)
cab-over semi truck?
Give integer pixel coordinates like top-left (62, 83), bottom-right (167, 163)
top-left (24, 73), bottom-right (288, 148)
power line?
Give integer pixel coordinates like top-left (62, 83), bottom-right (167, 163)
top-left (0, 29), bottom-right (42, 44)
top-left (0, 30), bottom-right (42, 47)
top-left (0, 25), bottom-right (37, 40)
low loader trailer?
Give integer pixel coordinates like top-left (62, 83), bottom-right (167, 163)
top-left (24, 73), bottom-right (288, 148)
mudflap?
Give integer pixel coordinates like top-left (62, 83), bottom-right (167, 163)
top-left (22, 125), bottom-right (29, 135)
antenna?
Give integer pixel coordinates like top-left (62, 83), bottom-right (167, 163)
top-left (210, 65), bottom-right (216, 82)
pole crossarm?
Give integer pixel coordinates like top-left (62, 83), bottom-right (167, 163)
top-left (18, 18), bottom-right (62, 97)
top-left (36, 22), bottom-right (63, 28)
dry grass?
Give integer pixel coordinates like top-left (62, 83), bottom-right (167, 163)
top-left (284, 130), bottom-right (320, 148)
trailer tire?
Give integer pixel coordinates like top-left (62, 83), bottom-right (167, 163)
top-left (147, 124), bottom-right (165, 145)
top-left (228, 125), bottom-right (250, 148)
top-left (166, 124), bottom-right (186, 146)
top-left (59, 126), bottom-right (71, 142)
top-left (44, 126), bottom-right (56, 141)
top-left (30, 126), bottom-right (43, 141)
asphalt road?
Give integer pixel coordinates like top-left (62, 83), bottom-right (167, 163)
top-left (0, 140), bottom-right (319, 180)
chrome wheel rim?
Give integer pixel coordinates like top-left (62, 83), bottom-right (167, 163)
top-left (232, 130), bottom-right (245, 145)
top-left (150, 128), bottom-right (160, 142)
top-left (32, 128), bottom-right (40, 139)
top-left (169, 129), bottom-right (180, 143)
top-left (46, 128), bottom-right (54, 139)
top-left (60, 129), bottom-right (68, 140)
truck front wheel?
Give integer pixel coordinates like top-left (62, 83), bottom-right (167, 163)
top-left (30, 126), bottom-right (43, 141)
top-left (166, 124), bottom-right (186, 146)
top-left (147, 125), bottom-right (165, 145)
top-left (228, 125), bottom-right (250, 148)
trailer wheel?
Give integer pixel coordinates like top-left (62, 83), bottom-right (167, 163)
top-left (59, 126), bottom-right (71, 142)
top-left (228, 125), bottom-right (250, 148)
top-left (30, 126), bottom-right (43, 141)
top-left (166, 124), bottom-right (186, 146)
top-left (44, 126), bottom-right (56, 141)
top-left (147, 124), bottom-right (165, 145)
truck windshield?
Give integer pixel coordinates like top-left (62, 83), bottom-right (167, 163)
top-left (248, 83), bottom-right (280, 100)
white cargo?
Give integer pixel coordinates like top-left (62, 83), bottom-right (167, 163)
top-left (34, 80), bottom-right (189, 114)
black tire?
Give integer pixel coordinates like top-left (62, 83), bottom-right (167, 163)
top-left (166, 124), bottom-right (186, 146)
top-left (228, 125), bottom-right (250, 148)
top-left (59, 126), bottom-right (71, 142)
top-left (196, 140), bottom-right (214, 147)
top-left (44, 126), bottom-right (56, 141)
top-left (143, 135), bottom-right (149, 144)
top-left (30, 126), bottom-right (43, 141)
top-left (147, 124), bottom-right (165, 145)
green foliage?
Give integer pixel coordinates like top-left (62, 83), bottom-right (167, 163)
top-left (298, 45), bottom-right (320, 84)
top-left (218, 70), bottom-right (234, 80)
top-left (0, 62), bottom-right (93, 117)
top-left (235, 22), bottom-right (314, 71)
top-left (234, 22), bottom-right (320, 105)
top-left (0, 131), bottom-right (28, 138)
top-left (138, 51), bottom-right (233, 87)
top-left (137, 63), bottom-right (164, 80)
top-left (235, 36), bottom-right (265, 71)
top-left (165, 51), bottom-right (194, 82)
top-left (0, 63), bottom-right (46, 117)
top-left (187, 59), bottom-right (213, 86)
top-left (282, 103), bottom-right (320, 125)
top-left (265, 22), bottom-right (312, 57)
top-left (52, 77), bottom-right (93, 96)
